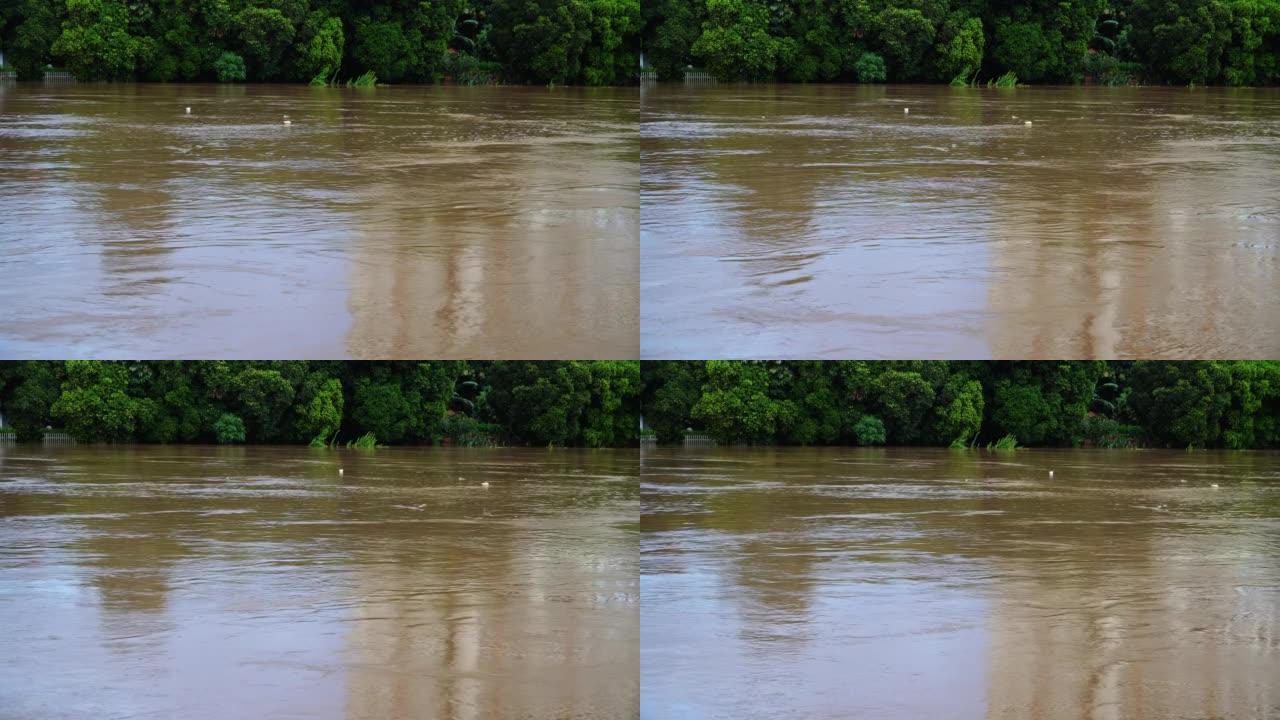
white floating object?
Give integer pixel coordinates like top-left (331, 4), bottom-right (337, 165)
top-left (904, 107), bottom-right (910, 114)
top-left (283, 119), bottom-right (292, 126)
top-left (338, 468), bottom-right (343, 475)
top-left (1211, 483), bottom-right (1220, 488)
top-left (481, 481), bottom-right (490, 488)
top-left (1049, 470), bottom-right (1054, 478)
top-left (185, 106), bottom-right (191, 114)
top-left (1012, 115), bottom-right (1018, 119)
top-left (1024, 120), bottom-right (1033, 126)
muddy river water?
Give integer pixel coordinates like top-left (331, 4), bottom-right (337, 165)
top-left (0, 446), bottom-right (638, 719)
top-left (641, 85), bottom-right (1280, 359)
top-left (642, 447), bottom-right (1280, 719)
top-left (0, 83), bottom-right (638, 359)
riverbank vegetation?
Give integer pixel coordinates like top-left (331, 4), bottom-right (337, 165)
top-left (0, 0), bottom-right (639, 85)
top-left (0, 361), bottom-right (639, 448)
top-left (641, 361), bottom-right (1280, 449)
top-left (642, 0), bottom-right (1280, 85)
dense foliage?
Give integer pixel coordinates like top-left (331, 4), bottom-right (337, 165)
top-left (642, 0), bottom-right (1280, 85)
top-left (641, 361), bottom-right (1280, 449)
top-left (0, 361), bottom-right (639, 447)
top-left (0, 0), bottom-right (639, 85)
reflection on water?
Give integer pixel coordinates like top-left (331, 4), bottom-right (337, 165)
top-left (0, 83), bottom-right (638, 359)
top-left (641, 84), bottom-right (1280, 359)
top-left (0, 446), bottom-right (638, 719)
top-left (641, 447), bottom-right (1280, 719)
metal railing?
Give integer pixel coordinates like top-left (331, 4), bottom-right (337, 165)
top-left (0, 431), bottom-right (76, 445)
top-left (683, 432), bottom-right (716, 448)
top-left (639, 69), bottom-right (718, 85)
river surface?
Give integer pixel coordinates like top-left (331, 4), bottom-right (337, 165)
top-left (0, 83), bottom-right (638, 359)
top-left (0, 446), bottom-right (638, 719)
top-left (641, 447), bottom-right (1280, 719)
top-left (641, 85), bottom-right (1280, 359)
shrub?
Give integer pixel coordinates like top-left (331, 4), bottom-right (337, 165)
top-left (853, 415), bottom-right (887, 446)
top-left (854, 52), bottom-right (887, 83)
top-left (1082, 415), bottom-right (1142, 448)
top-left (213, 51), bottom-right (246, 82)
top-left (214, 414), bottom-right (246, 444)
top-left (1084, 53), bottom-right (1143, 86)
top-left (442, 414), bottom-right (501, 447)
top-left (441, 52), bottom-right (503, 85)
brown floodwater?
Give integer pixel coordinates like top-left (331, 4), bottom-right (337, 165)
top-left (641, 84), bottom-right (1280, 359)
top-left (0, 445), bottom-right (638, 719)
top-left (0, 83), bottom-right (638, 359)
top-left (641, 447), bottom-right (1280, 719)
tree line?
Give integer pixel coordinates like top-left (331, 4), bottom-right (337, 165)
top-left (0, 0), bottom-right (639, 85)
top-left (641, 361), bottom-right (1280, 449)
top-left (643, 0), bottom-right (1280, 86)
top-left (0, 361), bottom-right (639, 447)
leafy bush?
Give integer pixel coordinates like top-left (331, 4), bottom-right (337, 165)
top-left (854, 52), bottom-right (887, 83)
top-left (853, 415), bottom-right (887, 446)
top-left (441, 52), bottom-right (503, 85)
top-left (213, 51), bottom-right (246, 82)
top-left (1084, 53), bottom-right (1143, 85)
top-left (214, 414), bottom-right (246, 444)
top-left (1081, 415), bottom-right (1142, 448)
top-left (442, 414), bottom-right (501, 447)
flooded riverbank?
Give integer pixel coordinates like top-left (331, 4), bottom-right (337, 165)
top-left (641, 447), bottom-right (1280, 719)
top-left (0, 83), bottom-right (638, 359)
top-left (641, 84), bottom-right (1280, 359)
top-left (0, 446), bottom-right (638, 719)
